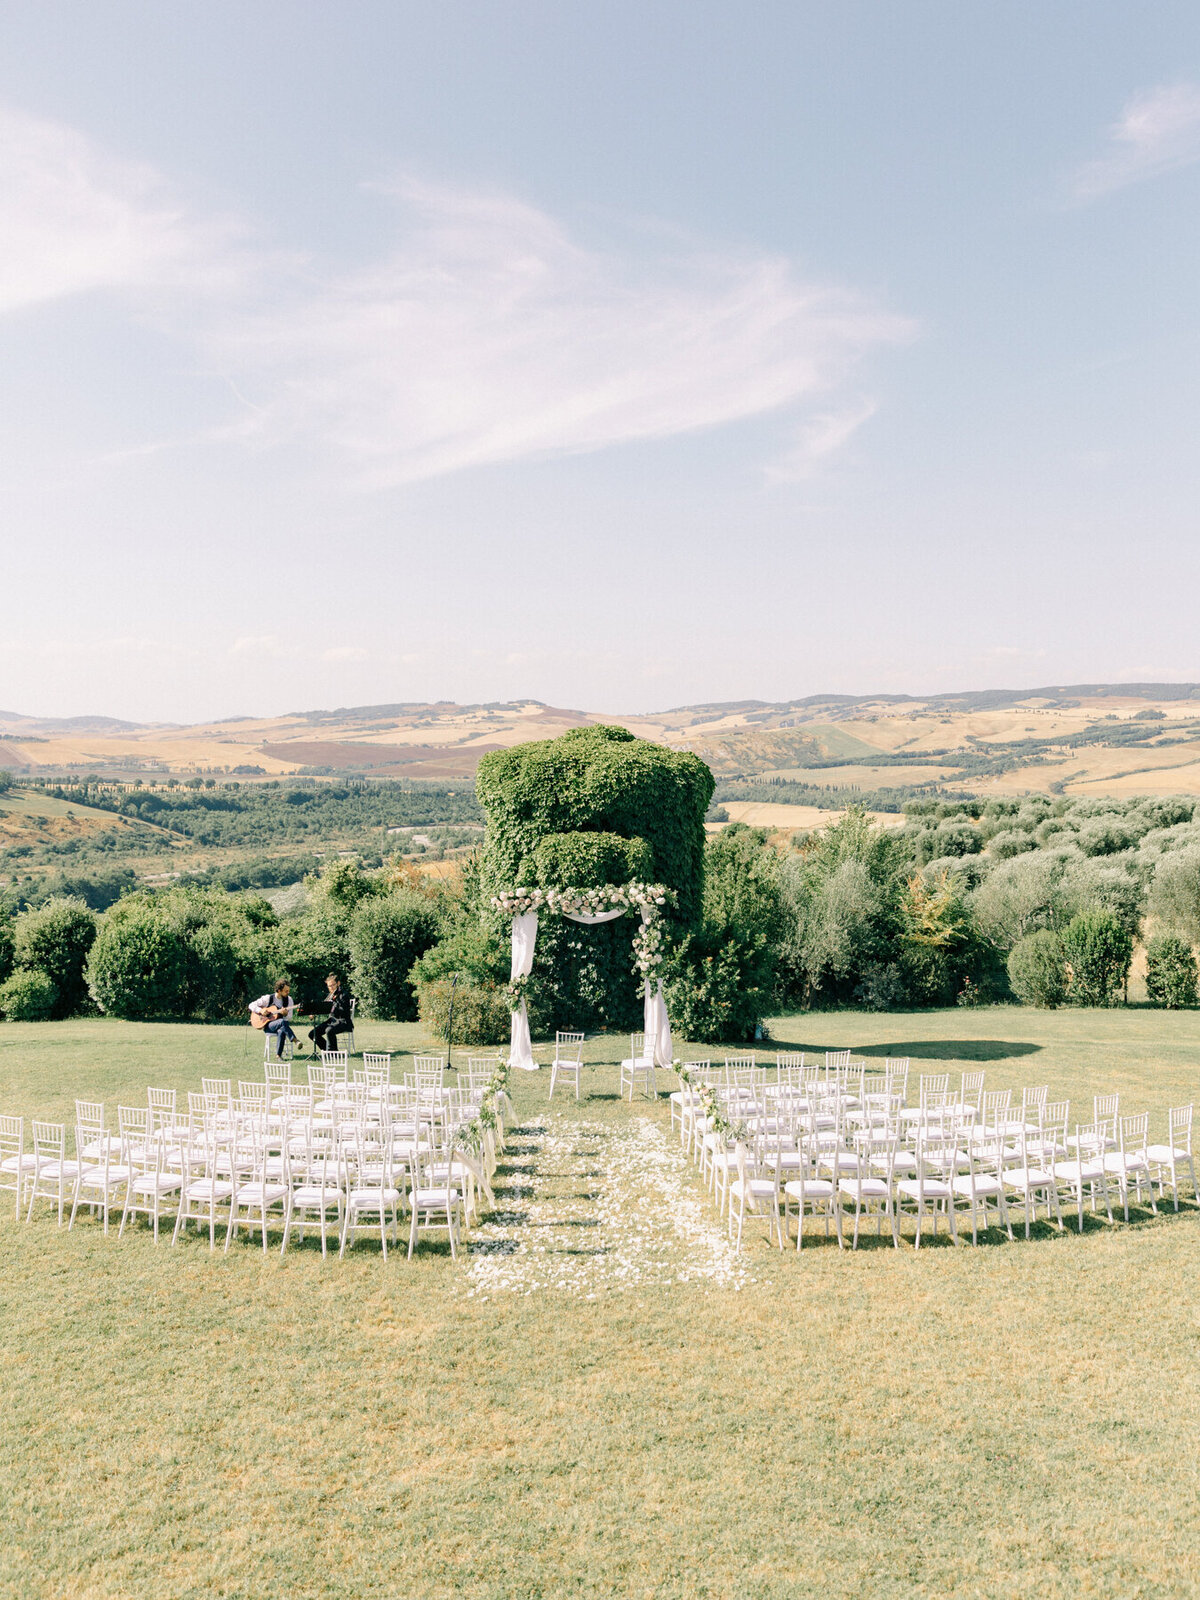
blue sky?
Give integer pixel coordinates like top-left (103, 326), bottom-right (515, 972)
top-left (1, 3), bottom-right (1197, 720)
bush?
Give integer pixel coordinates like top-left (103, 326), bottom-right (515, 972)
top-left (852, 962), bottom-right (906, 1011)
top-left (528, 831), bottom-right (653, 888)
top-left (0, 921), bottom-right (12, 988)
top-left (1145, 934), bottom-right (1198, 1008)
top-left (13, 897), bottom-right (98, 1017)
top-left (0, 967), bottom-right (58, 1021)
top-left (1061, 911), bottom-right (1133, 1007)
top-left (86, 908), bottom-right (188, 1019)
top-left (1148, 844), bottom-right (1200, 946)
top-left (1007, 930), bottom-right (1067, 1008)
top-left (416, 977), bottom-right (510, 1046)
top-left (988, 830), bottom-right (1037, 861)
top-left (349, 892), bottom-right (441, 1020)
top-left (663, 927), bottom-right (772, 1042)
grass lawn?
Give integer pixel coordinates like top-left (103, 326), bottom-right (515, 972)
top-left (0, 1008), bottom-right (1199, 1598)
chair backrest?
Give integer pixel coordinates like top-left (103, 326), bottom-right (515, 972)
top-left (1119, 1111), bottom-right (1149, 1155)
top-left (1094, 1093), bottom-right (1120, 1122)
top-left (413, 1056), bottom-right (446, 1089)
top-left (32, 1120), bottom-right (66, 1163)
top-left (147, 1086), bottom-right (176, 1115)
top-left (320, 1050), bottom-right (350, 1081)
top-left (629, 1033), bottom-right (645, 1060)
top-left (362, 1052), bottom-right (392, 1073)
top-left (1168, 1104), bottom-right (1194, 1150)
top-left (201, 1077), bottom-right (232, 1099)
top-left (555, 1031), bottom-right (584, 1063)
top-left (959, 1069), bottom-right (984, 1105)
top-left (308, 1063), bottom-right (337, 1093)
top-left (76, 1099), bottom-right (105, 1131)
top-left (919, 1073), bottom-right (950, 1103)
top-left (0, 1115), bottom-right (23, 1169)
top-left (264, 1060), bottom-right (292, 1091)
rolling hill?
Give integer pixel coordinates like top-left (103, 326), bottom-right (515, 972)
top-left (6, 682), bottom-right (1200, 798)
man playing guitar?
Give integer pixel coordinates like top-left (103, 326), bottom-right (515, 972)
top-left (249, 980), bottom-right (298, 1060)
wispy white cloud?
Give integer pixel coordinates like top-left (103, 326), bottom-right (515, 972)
top-left (765, 399), bottom-right (878, 483)
top-left (0, 106), bottom-right (913, 483)
top-left (1071, 83), bottom-right (1200, 201)
top-left (0, 104), bottom-right (251, 314)
top-left (216, 178), bottom-right (913, 485)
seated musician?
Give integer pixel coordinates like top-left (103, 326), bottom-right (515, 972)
top-left (310, 972), bottom-right (353, 1055)
top-left (249, 980), bottom-right (298, 1060)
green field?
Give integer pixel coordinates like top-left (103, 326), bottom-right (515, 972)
top-left (1, 1008), bottom-right (1198, 1598)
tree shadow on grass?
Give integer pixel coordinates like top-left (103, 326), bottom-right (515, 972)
top-left (853, 1039), bottom-right (1044, 1062)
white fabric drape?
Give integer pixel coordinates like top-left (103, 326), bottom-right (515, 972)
top-left (509, 912), bottom-right (539, 1071)
top-left (640, 907), bottom-right (674, 1065)
top-left (562, 909), bottom-right (626, 925)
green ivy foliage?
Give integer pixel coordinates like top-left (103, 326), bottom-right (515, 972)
top-left (475, 726), bottom-right (713, 1032)
top-left (476, 726), bottom-right (713, 924)
top-left (529, 831), bottom-right (653, 889)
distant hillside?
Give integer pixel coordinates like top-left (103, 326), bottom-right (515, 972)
top-left (5, 684), bottom-right (1200, 798)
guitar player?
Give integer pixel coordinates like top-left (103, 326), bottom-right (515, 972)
top-left (249, 980), bottom-right (298, 1059)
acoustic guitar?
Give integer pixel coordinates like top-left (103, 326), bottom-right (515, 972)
top-left (250, 1005), bottom-right (286, 1030)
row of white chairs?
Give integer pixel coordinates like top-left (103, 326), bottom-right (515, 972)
top-left (0, 1055), bottom-right (511, 1261)
top-left (670, 1058), bottom-right (1197, 1253)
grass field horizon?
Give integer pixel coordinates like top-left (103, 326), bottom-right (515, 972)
top-left (1, 1008), bottom-right (1198, 1597)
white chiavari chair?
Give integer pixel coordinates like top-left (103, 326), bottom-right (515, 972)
top-left (548, 1031), bottom-right (586, 1102)
top-left (0, 1115), bottom-right (36, 1221)
top-left (1148, 1105), bottom-right (1197, 1210)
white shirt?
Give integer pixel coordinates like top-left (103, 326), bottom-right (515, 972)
top-left (249, 992), bottom-right (294, 1020)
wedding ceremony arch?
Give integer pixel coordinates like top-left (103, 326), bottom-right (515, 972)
top-left (491, 882), bottom-right (675, 1070)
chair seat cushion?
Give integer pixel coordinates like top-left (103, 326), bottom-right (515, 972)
top-left (952, 1175), bottom-right (1004, 1197)
top-left (783, 1178), bottom-right (835, 1199)
top-left (293, 1186), bottom-right (343, 1207)
top-left (897, 1178), bottom-right (953, 1199)
top-left (234, 1183), bottom-right (287, 1204)
top-left (131, 1174), bottom-right (182, 1194)
top-left (79, 1164), bottom-right (132, 1186)
top-left (184, 1180), bottom-right (233, 1201)
top-left (0, 1154), bottom-right (37, 1174)
top-left (731, 1179), bottom-right (777, 1200)
top-left (1147, 1144), bottom-right (1190, 1163)
top-left (1004, 1167), bottom-right (1054, 1189)
top-left (1054, 1161), bottom-right (1104, 1182)
top-left (838, 1177), bottom-right (889, 1198)
top-left (411, 1187), bottom-right (458, 1206)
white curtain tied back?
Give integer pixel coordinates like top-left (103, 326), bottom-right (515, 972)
top-left (506, 898), bottom-right (673, 1070)
top-left (509, 911), bottom-right (539, 1071)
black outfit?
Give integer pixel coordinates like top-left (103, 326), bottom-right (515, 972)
top-left (311, 985), bottom-right (353, 1053)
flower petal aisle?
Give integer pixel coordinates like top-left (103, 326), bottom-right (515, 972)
top-left (464, 1111), bottom-right (750, 1298)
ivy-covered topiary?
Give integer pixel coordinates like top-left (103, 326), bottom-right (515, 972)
top-left (476, 726), bottom-right (713, 1031)
top-left (529, 831), bottom-right (652, 889)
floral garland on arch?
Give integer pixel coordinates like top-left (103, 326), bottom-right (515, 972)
top-left (492, 881), bottom-right (675, 988)
top-left (491, 882), bottom-right (673, 920)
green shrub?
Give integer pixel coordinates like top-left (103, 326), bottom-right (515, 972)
top-left (0, 967), bottom-right (58, 1021)
top-left (988, 829), bottom-right (1037, 861)
top-left (663, 927), bottom-right (772, 1042)
top-left (13, 897), bottom-right (98, 1017)
top-left (528, 831), bottom-right (652, 888)
top-left (1144, 934), bottom-right (1198, 1008)
top-left (1061, 911), bottom-right (1133, 1007)
top-left (86, 908), bottom-right (188, 1019)
top-left (1007, 930), bottom-right (1067, 1008)
top-left (349, 892), bottom-right (441, 1020)
top-left (0, 921), bottom-right (13, 988)
top-left (416, 977), bottom-right (510, 1046)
